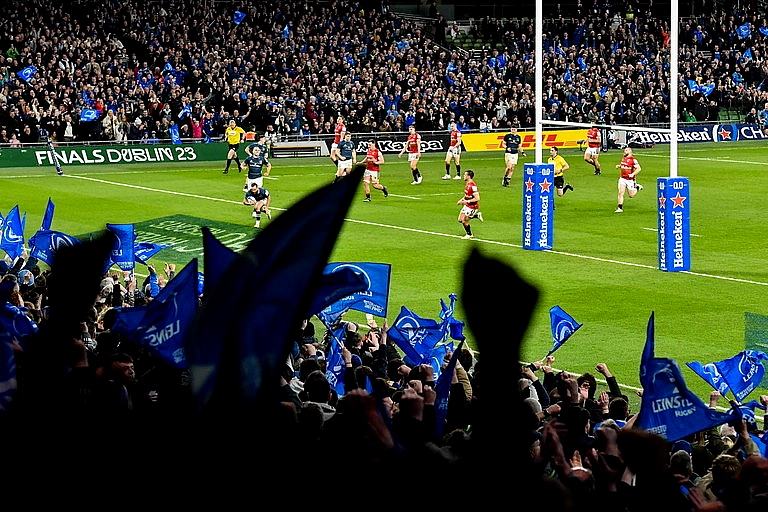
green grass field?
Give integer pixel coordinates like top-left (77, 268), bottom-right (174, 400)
top-left (2, 141), bottom-right (768, 408)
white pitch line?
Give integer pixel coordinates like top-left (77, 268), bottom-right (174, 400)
top-left (642, 227), bottom-right (701, 237)
top-left (56, 174), bottom-right (768, 288)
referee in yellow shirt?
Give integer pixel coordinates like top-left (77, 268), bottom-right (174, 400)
top-left (548, 146), bottom-right (574, 203)
top-left (223, 119), bottom-right (246, 174)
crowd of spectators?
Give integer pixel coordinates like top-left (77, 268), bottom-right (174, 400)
top-left (2, 1), bottom-right (768, 147)
top-left (3, 237), bottom-right (768, 506)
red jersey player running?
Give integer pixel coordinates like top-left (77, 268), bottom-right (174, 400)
top-left (360, 140), bottom-right (388, 202)
top-left (457, 169), bottom-right (483, 239)
top-left (330, 115), bottom-right (346, 167)
top-left (584, 126), bottom-right (602, 175)
top-left (398, 125), bottom-right (422, 184)
top-left (614, 147), bottom-right (643, 213)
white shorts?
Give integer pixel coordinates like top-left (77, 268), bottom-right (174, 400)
top-left (364, 170), bottom-right (380, 183)
top-left (505, 153), bottom-right (519, 165)
top-left (460, 206), bottom-right (481, 218)
top-left (446, 146), bottom-right (461, 159)
top-left (246, 176), bottom-right (264, 189)
top-left (408, 153), bottom-right (420, 162)
top-left (337, 159), bottom-right (353, 171)
top-left (585, 146), bottom-right (600, 157)
top-left (618, 177), bottom-right (638, 190)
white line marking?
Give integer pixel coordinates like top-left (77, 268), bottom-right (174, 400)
top-left (50, 175), bottom-right (768, 288)
top-left (642, 227), bottom-right (701, 237)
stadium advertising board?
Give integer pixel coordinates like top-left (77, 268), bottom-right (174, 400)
top-left (359, 133), bottom-right (450, 154)
top-left (463, 124), bottom-right (768, 152)
top-left (627, 124), bottom-right (768, 145)
top-left (657, 177), bottom-right (691, 272)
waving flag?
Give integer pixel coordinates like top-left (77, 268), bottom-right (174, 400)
top-left (80, 109), bottom-right (99, 122)
top-left (577, 57), bottom-right (587, 70)
top-left (700, 83), bottom-right (715, 96)
top-left (133, 242), bottom-right (172, 264)
top-left (686, 360), bottom-right (731, 396)
top-left (41, 197), bottom-right (55, 231)
top-left (233, 10), bottom-right (246, 24)
top-left (324, 325), bottom-right (348, 398)
top-left (761, 27), bottom-right (768, 37)
top-left (106, 223), bottom-right (136, 271)
top-left (564, 68), bottom-right (572, 83)
top-left (387, 305), bottom-right (446, 366)
top-left (28, 230), bottom-right (82, 267)
top-left (0, 205), bottom-right (25, 261)
top-left (636, 312), bottom-right (732, 441)
top-left (185, 166), bottom-right (362, 410)
top-left (738, 23), bottom-right (751, 39)
top-left (315, 262), bottom-right (391, 319)
top-left (112, 259), bottom-right (199, 369)
top-left (17, 65), bottom-right (36, 83)
top-left (687, 80), bottom-right (700, 93)
top-left (435, 340), bottom-right (464, 439)
top-left (169, 123), bottom-right (182, 144)
top-left (713, 350), bottom-right (768, 402)
top-left (547, 305), bottom-right (582, 356)
top-left (744, 48), bottom-right (753, 61)
top-left (440, 293), bottom-right (465, 341)
top-left (179, 103), bottom-right (192, 120)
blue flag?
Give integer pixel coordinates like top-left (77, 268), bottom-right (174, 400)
top-left (685, 360), bottom-right (731, 396)
top-left (233, 10), bottom-right (246, 24)
top-left (713, 350), bottom-right (768, 402)
top-left (112, 259), bottom-right (198, 369)
top-left (179, 104), bottom-right (192, 120)
top-left (80, 109), bottom-right (99, 122)
top-left (434, 340), bottom-right (464, 439)
top-left (636, 313), bottom-right (732, 441)
top-left (169, 124), bottom-right (182, 144)
top-left (0, 205), bottom-right (25, 261)
top-left (28, 229), bottom-right (82, 267)
top-left (761, 27), bottom-right (768, 37)
top-left (106, 223), bottom-right (136, 271)
top-left (687, 79), bottom-right (700, 93)
top-left (577, 57), bottom-right (587, 70)
top-left (548, 305), bottom-right (582, 356)
top-left (315, 262), bottom-right (391, 318)
top-left (41, 197), bottom-right (55, 231)
top-left (134, 242), bottom-right (172, 264)
top-left (17, 65), bottom-right (36, 83)
top-left (185, 166), bottom-right (363, 409)
top-left (744, 48), bottom-right (753, 61)
top-left (737, 22), bottom-right (751, 39)
top-left (387, 305), bottom-right (446, 366)
top-left (324, 326), bottom-right (348, 398)
top-left (422, 341), bottom-right (454, 381)
top-left (439, 293), bottom-right (465, 341)
top-left (564, 68), bottom-right (572, 83)
top-left (700, 83), bottom-right (715, 97)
